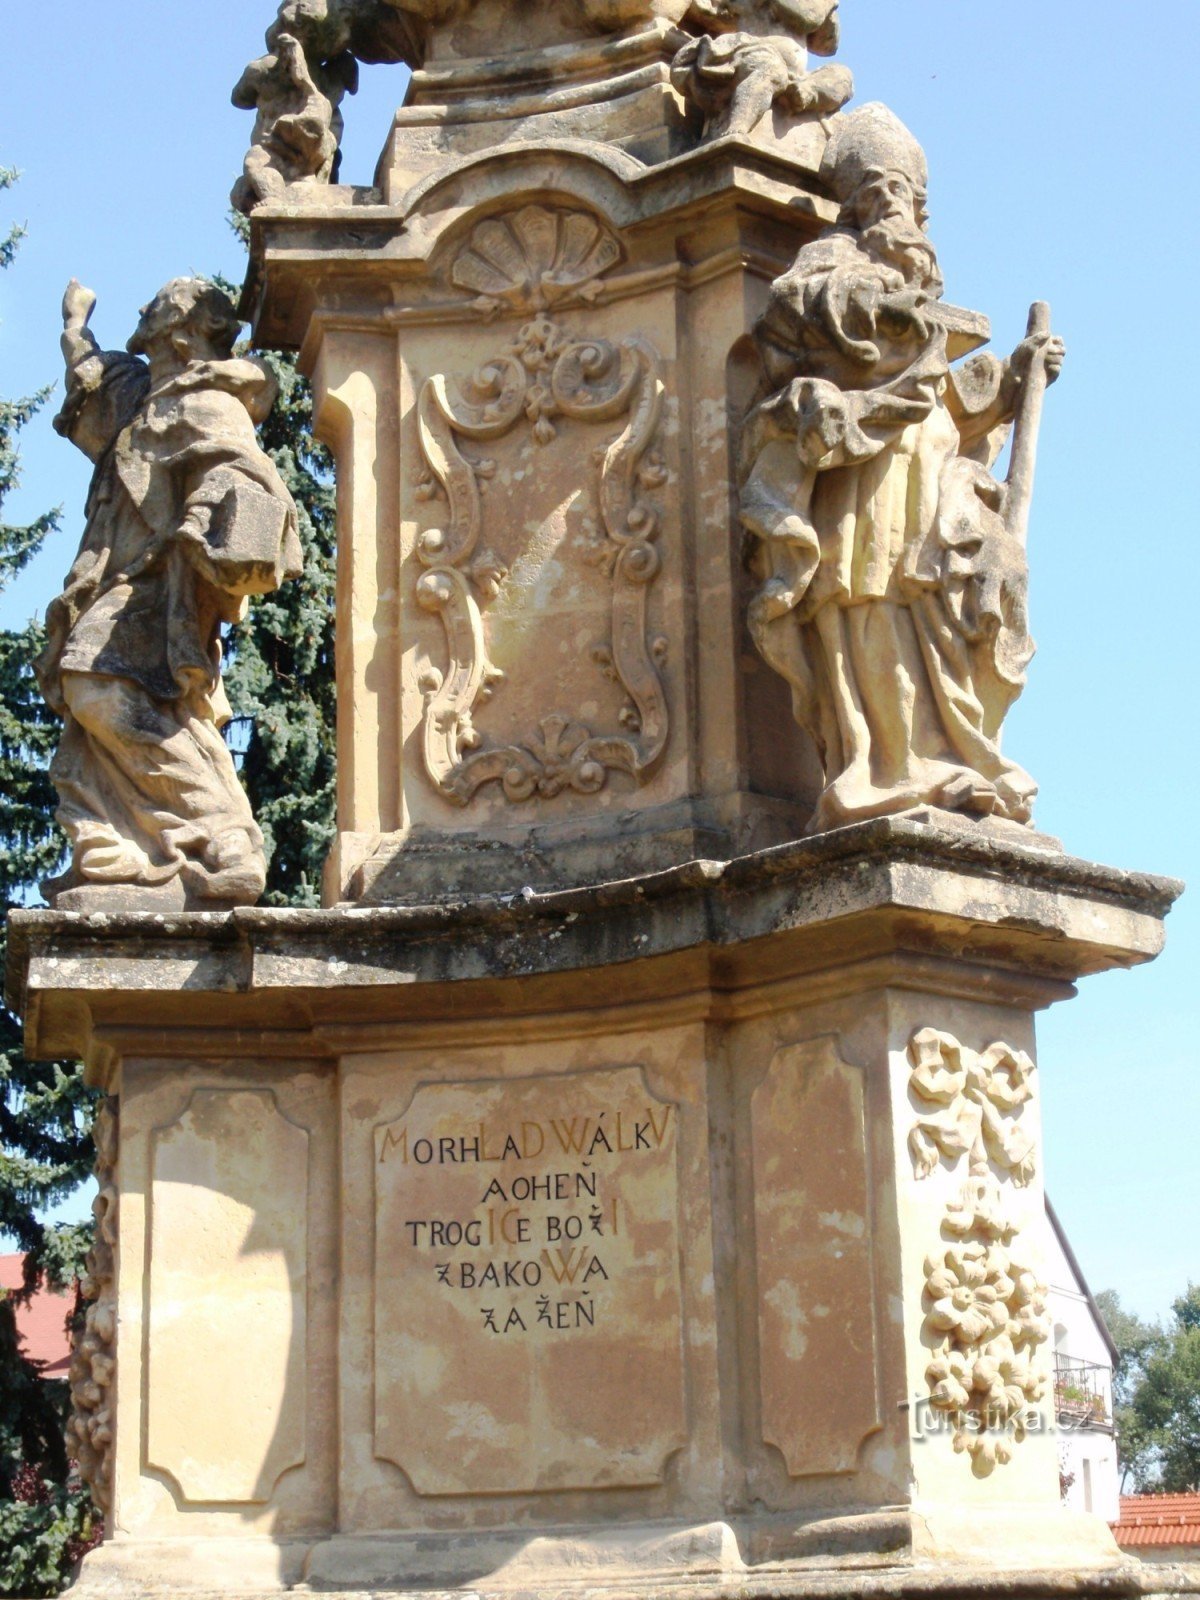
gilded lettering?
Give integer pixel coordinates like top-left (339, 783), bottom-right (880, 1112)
top-left (542, 1247), bottom-right (589, 1286)
top-left (379, 1126), bottom-right (407, 1164)
top-left (549, 1116), bottom-right (590, 1155)
top-left (647, 1104), bottom-right (673, 1148)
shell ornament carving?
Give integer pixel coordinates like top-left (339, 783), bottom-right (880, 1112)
top-left (907, 1028), bottom-right (1050, 1475)
top-left (450, 205), bottom-right (623, 319)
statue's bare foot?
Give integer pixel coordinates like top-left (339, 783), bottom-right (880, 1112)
top-left (184, 829), bottom-right (267, 904)
top-left (936, 773), bottom-right (1000, 816)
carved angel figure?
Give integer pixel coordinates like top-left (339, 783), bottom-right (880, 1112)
top-left (38, 279), bottom-right (303, 909)
top-left (740, 103), bottom-right (1064, 831)
top-left (671, 0), bottom-right (852, 140)
top-left (232, 1), bottom-right (361, 213)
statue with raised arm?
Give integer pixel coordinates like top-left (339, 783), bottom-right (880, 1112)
top-left (38, 278), bottom-right (303, 910)
top-left (739, 103), bottom-right (1064, 833)
top-left (671, 0), bottom-right (852, 141)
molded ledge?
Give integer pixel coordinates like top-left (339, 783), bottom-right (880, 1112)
top-left (7, 813), bottom-right (1182, 1069)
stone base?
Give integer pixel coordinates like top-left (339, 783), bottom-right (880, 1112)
top-left (63, 1523), bottom-right (1200, 1600)
top-left (10, 820), bottom-right (1181, 1600)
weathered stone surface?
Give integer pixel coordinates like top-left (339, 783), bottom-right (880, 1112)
top-left (60, 1560), bottom-right (1200, 1600)
top-left (10, 830), bottom-right (1179, 1587)
top-left (671, 0), bottom-right (853, 146)
top-left (39, 279), bottom-right (301, 913)
top-left (146, 1090), bottom-right (309, 1504)
top-left (751, 1037), bottom-right (879, 1477)
top-left (233, 0), bottom-right (856, 207)
top-left (372, 1066), bottom-right (686, 1495)
top-left (26, 2), bottom-right (1189, 1592)
top-left (8, 820), bottom-right (1179, 1049)
top-left (741, 103), bottom-right (1066, 834)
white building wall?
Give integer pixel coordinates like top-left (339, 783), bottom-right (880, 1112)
top-left (1042, 1207), bottom-right (1121, 1524)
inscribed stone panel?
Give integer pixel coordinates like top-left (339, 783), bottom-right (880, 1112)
top-left (373, 1066), bottom-right (686, 1494)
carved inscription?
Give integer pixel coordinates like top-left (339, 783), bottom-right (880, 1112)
top-left (373, 1067), bottom-right (686, 1495)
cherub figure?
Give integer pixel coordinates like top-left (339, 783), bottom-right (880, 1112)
top-left (232, 0), bottom-right (360, 214)
top-left (671, 0), bottom-right (852, 141)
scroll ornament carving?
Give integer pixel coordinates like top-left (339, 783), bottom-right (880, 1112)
top-left (68, 1099), bottom-right (118, 1516)
top-left (415, 210), bottom-right (670, 805)
top-left (908, 1028), bottom-right (1050, 1473)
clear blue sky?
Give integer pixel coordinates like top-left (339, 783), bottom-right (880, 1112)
top-left (2, 2), bottom-right (1198, 1320)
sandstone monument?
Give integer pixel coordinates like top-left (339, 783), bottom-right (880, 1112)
top-left (7, 3), bottom-right (1194, 1598)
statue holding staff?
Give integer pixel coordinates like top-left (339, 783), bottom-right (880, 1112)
top-left (740, 102), bottom-right (1064, 833)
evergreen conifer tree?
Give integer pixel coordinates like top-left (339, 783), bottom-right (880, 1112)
top-left (223, 343), bottom-right (338, 905)
top-left (0, 164), bottom-right (99, 1598)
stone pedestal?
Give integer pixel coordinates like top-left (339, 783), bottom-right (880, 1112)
top-left (9, 817), bottom-right (1189, 1598)
top-left (244, 104), bottom-right (989, 909)
top-left (17, 10), bottom-right (1199, 1598)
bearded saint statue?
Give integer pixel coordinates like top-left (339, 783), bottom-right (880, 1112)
top-left (740, 103), bottom-right (1065, 834)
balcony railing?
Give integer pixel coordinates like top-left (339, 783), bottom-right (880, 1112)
top-left (1053, 1353), bottom-right (1112, 1430)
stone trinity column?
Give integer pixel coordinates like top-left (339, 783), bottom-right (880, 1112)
top-left (8, 4), bottom-right (1191, 1599)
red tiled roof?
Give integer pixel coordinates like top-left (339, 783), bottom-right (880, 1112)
top-left (1112, 1494), bottom-right (1200, 1548)
top-left (0, 1254), bottom-right (74, 1377)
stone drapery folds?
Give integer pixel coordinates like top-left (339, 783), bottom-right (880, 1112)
top-left (670, 0), bottom-right (853, 141)
top-left (740, 102), bottom-right (1064, 834)
top-left (38, 278), bottom-right (302, 910)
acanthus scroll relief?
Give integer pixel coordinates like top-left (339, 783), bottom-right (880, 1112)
top-left (907, 1027), bottom-right (1050, 1474)
top-left (68, 1097), bottom-right (118, 1516)
top-left (415, 206), bottom-right (670, 806)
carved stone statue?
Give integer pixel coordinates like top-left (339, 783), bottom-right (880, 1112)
top-left (739, 103), bottom-right (1064, 833)
top-left (671, 0), bottom-right (852, 141)
top-left (38, 278), bottom-right (303, 909)
top-left (232, 1), bottom-right (361, 214)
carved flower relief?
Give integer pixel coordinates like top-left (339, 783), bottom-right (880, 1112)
top-left (450, 206), bottom-right (624, 320)
top-left (907, 1027), bottom-right (1049, 1472)
top-left (925, 1242), bottom-right (1012, 1348)
top-left (922, 1240), bottom-right (1051, 1471)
